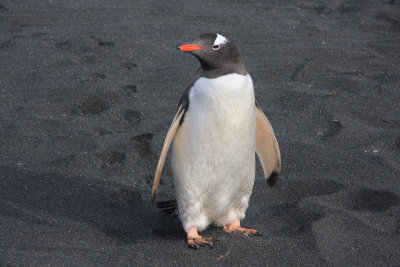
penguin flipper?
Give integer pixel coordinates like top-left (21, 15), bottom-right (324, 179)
top-left (255, 103), bottom-right (281, 187)
top-left (152, 107), bottom-right (185, 204)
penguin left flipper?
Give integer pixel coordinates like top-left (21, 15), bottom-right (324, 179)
top-left (151, 106), bottom-right (185, 204)
top-left (255, 102), bottom-right (281, 187)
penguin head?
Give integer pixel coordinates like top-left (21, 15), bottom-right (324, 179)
top-left (177, 33), bottom-right (244, 72)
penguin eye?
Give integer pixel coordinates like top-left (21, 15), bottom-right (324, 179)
top-left (212, 44), bottom-right (220, 50)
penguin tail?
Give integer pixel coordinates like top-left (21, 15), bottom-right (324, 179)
top-left (156, 199), bottom-right (178, 217)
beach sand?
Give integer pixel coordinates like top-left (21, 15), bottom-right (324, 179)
top-left (0, 0), bottom-right (399, 265)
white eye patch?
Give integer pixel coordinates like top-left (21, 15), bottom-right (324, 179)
top-left (213, 34), bottom-right (227, 46)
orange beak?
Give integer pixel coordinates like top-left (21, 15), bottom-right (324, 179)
top-left (178, 44), bottom-right (203, 52)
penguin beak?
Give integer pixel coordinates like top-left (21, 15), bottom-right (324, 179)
top-left (177, 43), bottom-right (203, 52)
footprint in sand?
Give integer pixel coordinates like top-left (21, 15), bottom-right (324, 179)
top-left (78, 95), bottom-right (108, 115)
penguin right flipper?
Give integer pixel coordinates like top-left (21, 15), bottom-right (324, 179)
top-left (151, 106), bottom-right (185, 204)
top-left (255, 102), bottom-right (281, 187)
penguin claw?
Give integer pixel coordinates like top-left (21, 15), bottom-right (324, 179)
top-left (222, 220), bottom-right (260, 237)
top-left (233, 228), bottom-right (259, 237)
top-left (187, 236), bottom-right (214, 249)
top-left (240, 228), bottom-right (260, 237)
top-left (249, 231), bottom-right (262, 237)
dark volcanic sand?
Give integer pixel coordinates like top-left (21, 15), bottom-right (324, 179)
top-left (1, 0), bottom-right (400, 266)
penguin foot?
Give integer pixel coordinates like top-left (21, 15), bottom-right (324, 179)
top-left (222, 219), bottom-right (261, 237)
top-left (187, 227), bottom-right (213, 249)
top-left (187, 236), bottom-right (214, 249)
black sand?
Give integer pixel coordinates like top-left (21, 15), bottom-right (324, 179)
top-left (1, 0), bottom-right (400, 266)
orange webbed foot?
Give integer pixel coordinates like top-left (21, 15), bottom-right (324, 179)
top-left (222, 219), bottom-right (261, 237)
top-left (187, 236), bottom-right (214, 249)
top-left (187, 227), bottom-right (213, 249)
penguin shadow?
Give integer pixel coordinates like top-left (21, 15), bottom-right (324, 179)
top-left (151, 216), bottom-right (186, 241)
top-left (0, 165), bottom-right (151, 245)
top-left (151, 199), bottom-right (186, 241)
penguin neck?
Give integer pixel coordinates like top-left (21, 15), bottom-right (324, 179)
top-left (199, 61), bottom-right (248, 79)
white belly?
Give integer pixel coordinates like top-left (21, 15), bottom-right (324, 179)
top-left (171, 73), bottom-right (256, 232)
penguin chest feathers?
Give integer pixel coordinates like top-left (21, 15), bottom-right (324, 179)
top-left (187, 73), bottom-right (256, 133)
top-left (173, 72), bottom-right (257, 190)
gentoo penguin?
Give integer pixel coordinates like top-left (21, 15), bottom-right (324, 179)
top-left (152, 33), bottom-right (281, 249)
